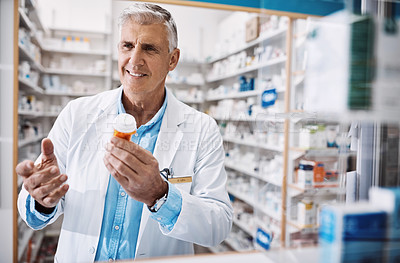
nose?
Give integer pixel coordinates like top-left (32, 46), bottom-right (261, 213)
top-left (128, 47), bottom-right (145, 67)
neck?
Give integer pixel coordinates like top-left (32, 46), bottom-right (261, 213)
top-left (122, 88), bottom-right (165, 128)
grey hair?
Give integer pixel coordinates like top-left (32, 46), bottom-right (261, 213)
top-left (118, 3), bottom-right (178, 52)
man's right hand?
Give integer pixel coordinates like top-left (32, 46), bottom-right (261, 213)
top-left (16, 138), bottom-right (69, 209)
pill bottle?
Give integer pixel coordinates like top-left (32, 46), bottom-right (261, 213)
top-left (113, 113), bottom-right (137, 141)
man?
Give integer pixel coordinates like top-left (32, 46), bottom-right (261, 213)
top-left (17, 3), bottom-right (233, 262)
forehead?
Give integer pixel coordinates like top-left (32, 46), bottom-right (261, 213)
top-left (120, 20), bottom-right (168, 45)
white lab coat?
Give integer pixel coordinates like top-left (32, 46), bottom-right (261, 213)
top-left (18, 87), bottom-right (233, 262)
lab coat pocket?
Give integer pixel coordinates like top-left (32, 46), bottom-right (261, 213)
top-left (170, 175), bottom-right (193, 193)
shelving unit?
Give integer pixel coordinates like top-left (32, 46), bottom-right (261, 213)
top-left (18, 228), bottom-right (34, 261)
top-left (206, 89), bottom-right (261, 102)
top-left (225, 160), bottom-right (282, 186)
top-left (224, 136), bottom-right (283, 152)
top-left (41, 46), bottom-right (111, 56)
top-left (208, 27), bottom-right (287, 64)
top-left (16, 1), bottom-right (113, 261)
top-left (17, 2), bottom-right (49, 260)
top-left (201, 12), bottom-right (291, 254)
top-left (19, 77), bottom-right (44, 94)
top-left (18, 134), bottom-right (45, 148)
top-left (206, 56), bottom-right (286, 83)
top-left (232, 218), bottom-right (254, 237)
top-left (44, 68), bottom-right (110, 77)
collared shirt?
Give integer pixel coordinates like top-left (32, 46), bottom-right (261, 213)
top-left (25, 87), bottom-right (183, 262)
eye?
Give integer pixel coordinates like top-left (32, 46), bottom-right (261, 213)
top-left (121, 43), bottom-right (133, 50)
top-left (143, 44), bottom-right (158, 53)
top-left (124, 43), bottom-right (133, 49)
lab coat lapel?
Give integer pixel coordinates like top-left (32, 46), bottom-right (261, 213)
top-left (136, 89), bottom-right (185, 252)
top-left (94, 89), bottom-right (120, 199)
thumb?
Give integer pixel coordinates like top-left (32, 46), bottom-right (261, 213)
top-left (41, 138), bottom-right (56, 161)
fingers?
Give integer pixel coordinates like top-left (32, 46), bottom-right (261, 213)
top-left (16, 160), bottom-right (35, 177)
top-left (41, 138), bottom-right (56, 162)
top-left (31, 174), bottom-right (68, 198)
top-left (42, 184), bottom-right (69, 208)
top-left (24, 166), bottom-right (60, 190)
top-left (103, 154), bottom-right (129, 186)
top-left (110, 137), bottom-right (154, 165)
top-left (105, 143), bottom-right (147, 173)
top-left (104, 151), bottom-right (136, 180)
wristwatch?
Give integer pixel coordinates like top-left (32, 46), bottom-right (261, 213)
top-left (149, 192), bottom-right (168, 213)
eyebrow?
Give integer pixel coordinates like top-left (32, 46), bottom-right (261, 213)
top-left (120, 41), bottom-right (161, 51)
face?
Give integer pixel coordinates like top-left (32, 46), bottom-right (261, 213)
top-left (118, 20), bottom-right (179, 97)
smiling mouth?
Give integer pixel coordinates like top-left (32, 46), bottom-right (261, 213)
top-left (126, 69), bottom-right (147, 77)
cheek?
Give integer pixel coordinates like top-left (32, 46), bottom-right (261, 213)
top-left (118, 55), bottom-right (129, 70)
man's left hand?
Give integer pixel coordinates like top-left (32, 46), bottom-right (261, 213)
top-left (103, 136), bottom-right (168, 207)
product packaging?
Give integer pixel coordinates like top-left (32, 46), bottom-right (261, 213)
top-left (369, 187), bottom-right (400, 262)
top-left (113, 113), bottom-right (137, 141)
top-left (297, 199), bottom-right (317, 226)
top-left (319, 203), bottom-right (387, 263)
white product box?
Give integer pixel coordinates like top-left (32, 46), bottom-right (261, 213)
top-left (297, 199), bottom-right (316, 226)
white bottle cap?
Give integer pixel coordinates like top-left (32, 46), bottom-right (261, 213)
top-left (113, 113), bottom-right (137, 133)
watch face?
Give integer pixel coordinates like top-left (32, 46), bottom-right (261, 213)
top-left (150, 194), bottom-right (167, 212)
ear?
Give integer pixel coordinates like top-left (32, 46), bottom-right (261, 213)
top-left (168, 48), bottom-right (180, 71)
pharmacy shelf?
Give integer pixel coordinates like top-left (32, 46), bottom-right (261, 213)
top-left (224, 237), bottom-right (254, 252)
top-left (290, 147), bottom-right (340, 157)
top-left (180, 98), bottom-right (204, 104)
top-left (214, 114), bottom-right (285, 123)
top-left (18, 110), bottom-right (59, 118)
top-left (166, 80), bottom-right (204, 86)
top-left (225, 161), bottom-right (265, 184)
top-left (223, 136), bottom-right (283, 152)
top-left (45, 68), bottom-right (110, 77)
top-left (206, 90), bottom-right (261, 102)
top-left (177, 60), bottom-right (205, 67)
top-left (48, 26), bottom-right (111, 36)
top-left (30, 231), bottom-right (45, 263)
top-left (227, 186), bottom-right (256, 205)
top-left (274, 111), bottom-right (318, 122)
top-left (227, 186), bottom-right (281, 221)
top-left (18, 7), bottom-right (35, 32)
top-left (208, 27), bottom-right (287, 63)
top-left (288, 183), bottom-right (340, 197)
top-left (224, 161), bottom-right (282, 187)
top-left (224, 159), bottom-right (282, 187)
top-left (24, 0), bottom-right (48, 34)
top-left (18, 134), bottom-right (45, 148)
top-left (283, 109), bottom-right (400, 125)
top-left (44, 90), bottom-right (99, 97)
top-left (41, 46), bottom-right (111, 56)
top-left (19, 78), bottom-right (44, 94)
top-left (233, 218), bottom-right (254, 237)
top-left (286, 220), bottom-right (318, 231)
top-left (255, 218), bottom-right (281, 236)
top-left (207, 243), bottom-right (232, 254)
top-left (254, 203), bottom-right (281, 222)
top-left (18, 44), bottom-right (44, 72)
top-left (206, 56), bottom-right (286, 83)
top-left (18, 228), bottom-right (34, 261)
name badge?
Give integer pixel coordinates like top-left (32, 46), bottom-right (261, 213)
top-left (169, 176), bottom-right (192, 184)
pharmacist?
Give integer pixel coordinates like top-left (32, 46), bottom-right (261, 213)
top-left (16, 3), bottom-right (233, 262)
